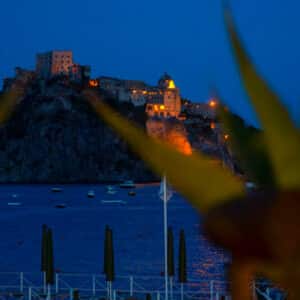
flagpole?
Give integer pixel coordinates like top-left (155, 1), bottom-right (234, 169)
top-left (163, 175), bottom-right (168, 300)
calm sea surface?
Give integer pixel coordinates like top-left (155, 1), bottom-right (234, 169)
top-left (0, 184), bottom-right (229, 281)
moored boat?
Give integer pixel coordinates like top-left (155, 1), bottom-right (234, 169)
top-left (106, 185), bottom-right (117, 195)
top-left (101, 200), bottom-right (126, 205)
top-left (7, 202), bottom-right (22, 206)
top-left (119, 180), bottom-right (135, 189)
top-left (55, 203), bottom-right (67, 208)
top-left (128, 191), bottom-right (136, 196)
top-left (87, 190), bottom-right (95, 198)
top-left (51, 187), bottom-right (62, 192)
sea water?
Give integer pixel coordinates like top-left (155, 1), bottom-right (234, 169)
top-left (0, 184), bottom-right (229, 282)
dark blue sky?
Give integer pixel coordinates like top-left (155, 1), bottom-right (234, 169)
top-left (1, 0), bottom-right (299, 125)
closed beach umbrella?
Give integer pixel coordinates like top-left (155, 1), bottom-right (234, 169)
top-left (178, 229), bottom-right (187, 300)
top-left (103, 225), bottom-right (110, 274)
top-left (46, 228), bottom-right (54, 285)
top-left (73, 289), bottom-right (80, 300)
top-left (146, 293), bottom-right (151, 300)
top-left (168, 227), bottom-right (175, 300)
top-left (105, 227), bottom-right (114, 300)
top-left (167, 227), bottom-right (175, 276)
top-left (106, 228), bottom-right (114, 282)
top-left (41, 224), bottom-right (48, 272)
top-left (41, 224), bottom-right (48, 294)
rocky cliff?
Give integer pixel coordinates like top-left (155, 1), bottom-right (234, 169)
top-left (0, 80), bottom-right (232, 183)
top-left (0, 81), bottom-right (156, 183)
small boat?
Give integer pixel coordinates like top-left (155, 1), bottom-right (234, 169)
top-left (87, 190), bottom-right (95, 198)
top-left (119, 180), bottom-right (135, 189)
top-left (11, 194), bottom-right (19, 198)
top-left (7, 202), bottom-right (22, 206)
top-left (101, 200), bottom-right (126, 205)
top-left (106, 185), bottom-right (117, 195)
top-left (128, 191), bottom-right (136, 196)
top-left (55, 203), bottom-right (67, 209)
top-left (51, 187), bottom-right (62, 193)
top-left (245, 182), bottom-right (256, 189)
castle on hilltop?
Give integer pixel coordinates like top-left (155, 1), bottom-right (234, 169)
top-left (95, 73), bottom-right (182, 118)
top-left (2, 50), bottom-right (182, 119)
top-left (36, 50), bottom-right (91, 82)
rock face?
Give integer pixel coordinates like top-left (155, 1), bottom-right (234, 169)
top-left (0, 83), bottom-right (154, 183)
top-left (0, 80), bottom-right (233, 183)
top-left (146, 117), bottom-right (192, 155)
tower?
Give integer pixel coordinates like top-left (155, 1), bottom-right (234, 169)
top-left (158, 73), bottom-right (181, 118)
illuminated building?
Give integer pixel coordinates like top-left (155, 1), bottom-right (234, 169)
top-left (36, 50), bottom-right (73, 78)
top-left (36, 50), bottom-right (90, 83)
top-left (145, 73), bottom-right (181, 118)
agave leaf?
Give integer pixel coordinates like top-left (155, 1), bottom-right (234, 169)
top-left (85, 91), bottom-right (244, 212)
top-left (219, 106), bottom-right (276, 187)
top-left (0, 89), bottom-right (22, 125)
top-left (204, 190), bottom-right (300, 299)
top-left (225, 10), bottom-right (300, 189)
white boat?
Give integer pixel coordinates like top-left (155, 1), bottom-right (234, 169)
top-left (101, 200), bottom-right (126, 205)
top-left (119, 180), bottom-right (135, 189)
top-left (245, 182), bottom-right (256, 189)
top-left (7, 202), bottom-right (22, 206)
top-left (87, 190), bottom-right (95, 198)
top-left (51, 187), bottom-right (62, 192)
top-left (106, 185), bottom-right (117, 195)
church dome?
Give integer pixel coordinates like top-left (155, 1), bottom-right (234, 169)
top-left (158, 73), bottom-right (176, 89)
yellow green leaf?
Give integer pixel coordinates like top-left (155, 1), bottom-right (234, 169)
top-left (0, 89), bottom-right (22, 125)
top-left (219, 105), bottom-right (276, 187)
top-left (85, 91), bottom-right (244, 213)
top-left (225, 10), bottom-right (300, 189)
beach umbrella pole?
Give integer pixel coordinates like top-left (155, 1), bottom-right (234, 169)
top-left (181, 283), bottom-right (183, 300)
top-left (43, 272), bottom-right (46, 294)
top-left (169, 277), bottom-right (173, 300)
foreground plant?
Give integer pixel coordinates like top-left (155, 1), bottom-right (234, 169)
top-left (84, 9), bottom-right (300, 300)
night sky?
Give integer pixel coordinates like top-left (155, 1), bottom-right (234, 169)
top-left (1, 0), bottom-right (299, 125)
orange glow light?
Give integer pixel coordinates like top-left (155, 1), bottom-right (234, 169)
top-left (160, 105), bottom-right (165, 110)
top-left (210, 122), bottom-right (215, 129)
top-left (89, 79), bottom-right (99, 87)
top-left (209, 99), bottom-right (217, 108)
top-left (224, 134), bottom-right (229, 140)
top-left (154, 105), bottom-right (159, 111)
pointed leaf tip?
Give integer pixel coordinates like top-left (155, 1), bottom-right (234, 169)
top-left (225, 10), bottom-right (300, 189)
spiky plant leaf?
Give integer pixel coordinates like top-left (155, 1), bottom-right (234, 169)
top-left (225, 10), bottom-right (300, 189)
top-left (84, 91), bottom-right (244, 213)
top-left (219, 106), bottom-right (276, 187)
top-left (204, 190), bottom-right (300, 300)
top-left (0, 89), bottom-right (22, 125)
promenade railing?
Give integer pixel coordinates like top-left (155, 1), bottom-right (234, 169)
top-left (0, 271), bottom-right (276, 300)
